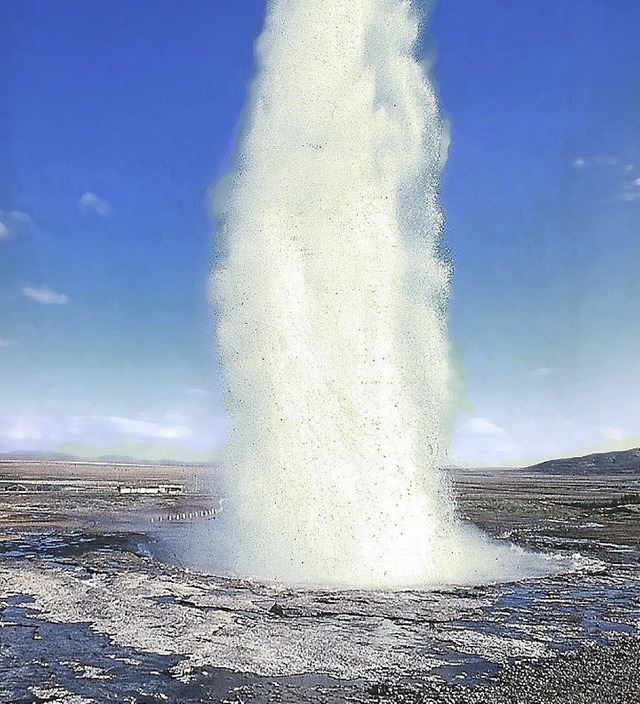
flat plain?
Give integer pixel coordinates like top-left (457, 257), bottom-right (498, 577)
top-left (0, 454), bottom-right (638, 703)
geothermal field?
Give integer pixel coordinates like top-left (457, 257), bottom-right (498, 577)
top-left (1, 450), bottom-right (639, 703)
top-left (3, 0), bottom-right (638, 702)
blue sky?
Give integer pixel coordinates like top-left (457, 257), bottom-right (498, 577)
top-left (1, 0), bottom-right (638, 464)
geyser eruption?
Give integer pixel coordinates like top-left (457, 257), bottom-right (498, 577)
top-left (210, 0), bottom-right (549, 587)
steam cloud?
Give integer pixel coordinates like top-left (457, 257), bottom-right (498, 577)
top-left (206, 0), bottom-right (559, 587)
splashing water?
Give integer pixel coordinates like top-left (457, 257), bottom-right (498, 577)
top-left (208, 0), bottom-right (556, 588)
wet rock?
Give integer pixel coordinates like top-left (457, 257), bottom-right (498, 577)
top-left (269, 602), bottom-right (286, 617)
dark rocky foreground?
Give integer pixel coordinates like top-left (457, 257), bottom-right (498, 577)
top-left (0, 453), bottom-right (638, 703)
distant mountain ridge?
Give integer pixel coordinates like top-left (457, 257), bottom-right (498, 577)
top-left (0, 450), bottom-right (207, 466)
top-left (525, 447), bottom-right (640, 475)
top-left (2, 447), bottom-right (638, 472)
top-left (0, 451), bottom-right (81, 463)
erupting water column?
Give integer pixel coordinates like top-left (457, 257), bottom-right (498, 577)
top-left (211, 0), bottom-right (535, 587)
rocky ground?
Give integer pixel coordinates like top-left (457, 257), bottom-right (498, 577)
top-left (0, 457), bottom-right (638, 703)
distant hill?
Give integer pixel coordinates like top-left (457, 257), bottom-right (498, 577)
top-left (0, 450), bottom-right (208, 466)
top-left (94, 454), bottom-right (155, 464)
top-left (0, 451), bottom-right (81, 463)
top-left (54, 441), bottom-right (217, 465)
top-left (525, 447), bottom-right (640, 475)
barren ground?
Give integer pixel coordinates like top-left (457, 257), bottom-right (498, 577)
top-left (0, 460), bottom-right (638, 703)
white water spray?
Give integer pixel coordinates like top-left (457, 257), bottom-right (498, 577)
top-left (209, 0), bottom-right (552, 587)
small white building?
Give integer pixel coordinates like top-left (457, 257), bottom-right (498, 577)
top-left (117, 484), bottom-right (184, 495)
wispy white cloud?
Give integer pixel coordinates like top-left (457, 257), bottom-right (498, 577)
top-left (23, 286), bottom-right (69, 305)
top-left (530, 366), bottom-right (561, 378)
top-left (0, 208), bottom-right (33, 240)
top-left (0, 410), bottom-right (226, 456)
top-left (572, 155), bottom-right (620, 169)
top-left (0, 414), bottom-right (72, 447)
top-left (186, 387), bottom-right (211, 397)
top-left (450, 415), bottom-right (522, 466)
top-left (619, 176), bottom-right (640, 202)
top-left (594, 156), bottom-right (619, 167)
top-left (572, 155), bottom-right (640, 203)
top-left (0, 337), bottom-right (16, 348)
top-left (491, 440), bottom-right (525, 460)
top-left (466, 416), bottom-right (506, 436)
top-left (78, 191), bottom-right (110, 216)
top-left (451, 410), bottom-right (639, 468)
top-left (598, 426), bottom-right (626, 442)
top-left (9, 210), bottom-right (32, 223)
top-left (1, 417), bottom-right (47, 442)
top-left (4, 422), bottom-right (41, 442)
top-left (103, 416), bottom-right (191, 440)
